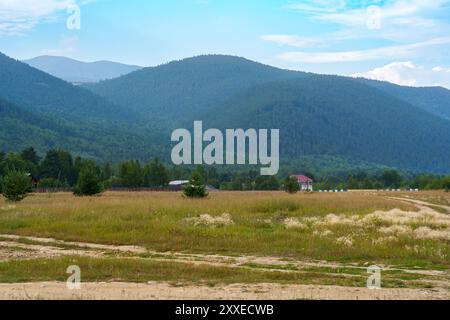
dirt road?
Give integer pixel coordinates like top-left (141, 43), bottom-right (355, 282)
top-left (0, 281), bottom-right (448, 300)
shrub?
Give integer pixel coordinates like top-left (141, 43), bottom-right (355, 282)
top-left (1, 170), bottom-right (31, 202)
top-left (73, 161), bottom-right (104, 197)
top-left (283, 176), bottom-right (300, 194)
top-left (183, 171), bottom-right (208, 198)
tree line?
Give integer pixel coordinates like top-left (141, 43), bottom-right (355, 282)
top-left (1, 148), bottom-right (450, 201)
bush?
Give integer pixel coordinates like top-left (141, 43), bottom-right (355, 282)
top-left (73, 161), bottom-right (104, 197)
top-left (1, 170), bottom-right (31, 202)
top-left (183, 171), bottom-right (208, 198)
top-left (283, 176), bottom-right (300, 194)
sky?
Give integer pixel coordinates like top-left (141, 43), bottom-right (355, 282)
top-left (1, 0), bottom-right (450, 88)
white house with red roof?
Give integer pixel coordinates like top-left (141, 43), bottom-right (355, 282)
top-left (291, 175), bottom-right (314, 192)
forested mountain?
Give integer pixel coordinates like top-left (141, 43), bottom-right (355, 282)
top-left (0, 53), bottom-right (161, 161)
top-left (201, 76), bottom-right (450, 173)
top-left (2, 52), bottom-right (450, 173)
top-left (0, 52), bottom-right (135, 123)
top-left (88, 54), bottom-right (450, 124)
top-left (24, 56), bottom-right (142, 83)
top-left (0, 98), bottom-right (160, 161)
top-left (86, 55), bottom-right (307, 125)
top-left (356, 78), bottom-right (450, 120)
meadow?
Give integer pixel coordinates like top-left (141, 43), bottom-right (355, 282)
top-left (0, 191), bottom-right (448, 297)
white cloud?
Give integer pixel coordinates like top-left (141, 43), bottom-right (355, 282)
top-left (287, 0), bottom-right (450, 43)
top-left (260, 35), bottom-right (321, 48)
top-left (352, 61), bottom-right (450, 89)
top-left (0, 0), bottom-right (80, 35)
top-left (276, 37), bottom-right (450, 63)
top-left (290, 0), bottom-right (449, 28)
top-left (286, 0), bottom-right (347, 14)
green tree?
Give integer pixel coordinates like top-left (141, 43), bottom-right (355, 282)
top-left (144, 158), bottom-right (169, 187)
top-left (38, 178), bottom-right (67, 189)
top-left (39, 150), bottom-right (77, 186)
top-left (0, 153), bottom-right (27, 175)
top-left (1, 170), bottom-right (31, 202)
top-left (73, 161), bottom-right (104, 196)
top-left (20, 147), bottom-right (40, 166)
top-left (118, 160), bottom-right (143, 188)
top-left (184, 171), bottom-right (208, 198)
top-left (101, 163), bottom-right (114, 181)
top-left (381, 170), bottom-right (402, 189)
top-left (283, 176), bottom-right (300, 194)
top-left (255, 176), bottom-right (280, 191)
top-left (206, 167), bottom-right (220, 188)
top-left (442, 177), bottom-right (450, 192)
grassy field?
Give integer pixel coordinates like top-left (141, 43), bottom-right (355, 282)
top-left (0, 191), bottom-right (449, 292)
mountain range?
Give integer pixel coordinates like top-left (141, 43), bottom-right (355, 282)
top-left (0, 52), bottom-right (158, 161)
top-left (1, 52), bottom-right (450, 174)
top-left (23, 56), bottom-right (142, 83)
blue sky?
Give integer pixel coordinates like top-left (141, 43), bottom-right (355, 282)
top-left (1, 0), bottom-right (450, 87)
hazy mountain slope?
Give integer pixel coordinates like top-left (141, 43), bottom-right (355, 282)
top-left (3, 52), bottom-right (450, 172)
top-left (86, 55), bottom-right (307, 125)
top-left (87, 55), bottom-right (450, 125)
top-left (0, 52), bottom-right (162, 161)
top-left (23, 56), bottom-right (142, 83)
top-left (0, 52), bottom-right (135, 123)
top-left (84, 55), bottom-right (450, 172)
top-left (356, 78), bottom-right (450, 120)
top-left (0, 98), bottom-right (161, 161)
top-left (203, 76), bottom-right (450, 173)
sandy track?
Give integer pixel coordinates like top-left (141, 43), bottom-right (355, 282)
top-left (389, 197), bottom-right (450, 213)
top-left (0, 281), bottom-right (448, 300)
top-left (1, 234), bottom-right (446, 278)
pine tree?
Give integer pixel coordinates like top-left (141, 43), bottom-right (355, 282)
top-left (1, 170), bottom-right (31, 202)
top-left (183, 171), bottom-right (208, 198)
top-left (73, 161), bottom-right (104, 196)
top-left (283, 176), bottom-right (300, 194)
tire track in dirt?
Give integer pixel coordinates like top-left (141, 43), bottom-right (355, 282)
top-left (0, 233), bottom-right (447, 278)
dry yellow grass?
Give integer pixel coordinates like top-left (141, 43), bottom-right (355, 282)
top-left (0, 191), bottom-right (448, 268)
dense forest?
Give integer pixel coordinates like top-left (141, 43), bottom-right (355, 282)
top-left (203, 76), bottom-right (450, 173)
top-left (1, 148), bottom-right (449, 194)
top-left (357, 78), bottom-right (450, 120)
top-left (2, 52), bottom-right (450, 174)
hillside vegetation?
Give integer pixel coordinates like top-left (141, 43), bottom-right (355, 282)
top-left (2, 52), bottom-right (450, 173)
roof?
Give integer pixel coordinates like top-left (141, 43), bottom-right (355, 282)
top-left (291, 175), bottom-right (313, 183)
top-left (169, 180), bottom-right (190, 186)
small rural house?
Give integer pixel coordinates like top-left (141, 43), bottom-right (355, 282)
top-left (291, 175), bottom-right (314, 192)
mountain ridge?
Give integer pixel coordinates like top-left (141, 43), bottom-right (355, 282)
top-left (23, 55), bottom-right (142, 83)
top-left (2, 52), bottom-right (450, 173)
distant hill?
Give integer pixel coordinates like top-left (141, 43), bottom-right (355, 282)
top-left (356, 78), bottom-right (450, 120)
top-left (23, 56), bottom-right (142, 83)
top-left (86, 55), bottom-right (450, 173)
top-left (202, 76), bottom-right (450, 173)
top-left (0, 53), bottom-right (159, 161)
top-left (86, 55), bottom-right (307, 125)
top-left (0, 52), bottom-right (135, 122)
top-left (88, 55), bottom-right (450, 123)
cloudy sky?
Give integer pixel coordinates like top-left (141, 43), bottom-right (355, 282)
top-left (1, 0), bottom-right (450, 88)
